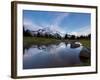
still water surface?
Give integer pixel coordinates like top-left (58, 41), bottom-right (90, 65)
top-left (23, 42), bottom-right (88, 69)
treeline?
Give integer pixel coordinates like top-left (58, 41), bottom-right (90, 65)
top-left (64, 34), bottom-right (91, 40)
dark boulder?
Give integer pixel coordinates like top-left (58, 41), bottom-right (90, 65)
top-left (70, 42), bottom-right (81, 48)
top-left (79, 47), bottom-right (90, 59)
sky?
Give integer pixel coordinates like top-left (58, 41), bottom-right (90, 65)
top-left (23, 10), bottom-right (91, 37)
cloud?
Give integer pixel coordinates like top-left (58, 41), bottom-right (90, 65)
top-left (53, 13), bottom-right (69, 27)
top-left (49, 13), bottom-right (69, 37)
top-left (70, 32), bottom-right (78, 36)
top-left (23, 19), bottom-right (43, 31)
top-left (69, 26), bottom-right (91, 36)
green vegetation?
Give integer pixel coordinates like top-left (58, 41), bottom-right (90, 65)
top-left (79, 39), bottom-right (90, 48)
top-left (23, 37), bottom-right (61, 46)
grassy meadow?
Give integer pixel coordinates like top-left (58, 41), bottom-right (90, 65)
top-left (23, 37), bottom-right (61, 46)
top-left (79, 39), bottom-right (90, 48)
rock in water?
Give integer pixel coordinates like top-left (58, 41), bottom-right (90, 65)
top-left (70, 42), bottom-right (81, 48)
top-left (79, 47), bottom-right (90, 59)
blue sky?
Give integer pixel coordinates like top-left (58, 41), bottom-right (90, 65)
top-left (23, 10), bottom-right (91, 36)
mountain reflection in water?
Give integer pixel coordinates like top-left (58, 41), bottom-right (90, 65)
top-left (23, 42), bottom-right (90, 69)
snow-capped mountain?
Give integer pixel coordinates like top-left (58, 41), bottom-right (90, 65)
top-left (24, 26), bottom-right (62, 38)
